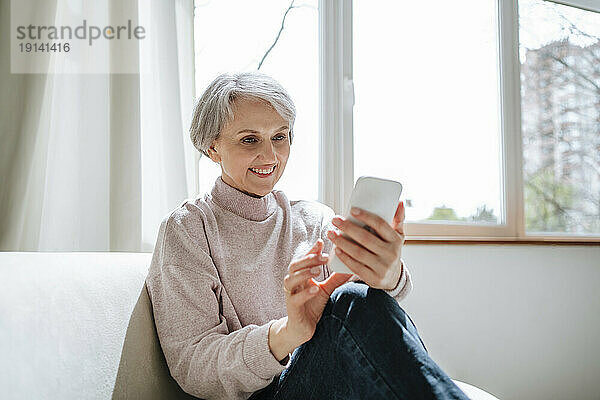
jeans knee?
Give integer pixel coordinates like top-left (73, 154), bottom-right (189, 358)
top-left (324, 282), bottom-right (428, 354)
top-left (329, 281), bottom-right (392, 321)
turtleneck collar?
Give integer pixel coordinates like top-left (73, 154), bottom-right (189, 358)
top-left (209, 176), bottom-right (277, 222)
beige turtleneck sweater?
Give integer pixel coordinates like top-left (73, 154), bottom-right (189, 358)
top-left (145, 176), bottom-right (413, 400)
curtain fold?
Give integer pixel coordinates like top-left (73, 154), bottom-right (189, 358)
top-left (0, 0), bottom-right (196, 252)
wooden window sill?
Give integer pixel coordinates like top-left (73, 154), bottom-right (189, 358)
top-left (405, 237), bottom-right (600, 245)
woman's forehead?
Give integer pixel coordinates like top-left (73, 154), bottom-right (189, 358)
top-left (231, 96), bottom-right (276, 114)
top-left (227, 97), bottom-right (288, 132)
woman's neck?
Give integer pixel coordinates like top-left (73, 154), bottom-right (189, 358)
top-left (240, 189), bottom-right (263, 198)
top-left (221, 174), bottom-right (266, 198)
top-left (210, 176), bottom-right (277, 221)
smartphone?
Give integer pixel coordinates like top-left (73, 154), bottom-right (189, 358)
top-left (327, 176), bottom-right (403, 274)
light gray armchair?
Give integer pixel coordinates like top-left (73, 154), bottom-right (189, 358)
top-left (0, 252), bottom-right (498, 400)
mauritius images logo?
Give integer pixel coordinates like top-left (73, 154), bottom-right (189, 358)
top-left (15, 19), bottom-right (146, 47)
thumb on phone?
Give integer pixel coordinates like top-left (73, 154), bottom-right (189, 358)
top-left (317, 272), bottom-right (353, 296)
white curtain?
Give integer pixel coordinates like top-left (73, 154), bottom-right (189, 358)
top-left (0, 0), bottom-right (196, 252)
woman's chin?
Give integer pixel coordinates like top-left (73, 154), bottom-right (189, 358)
top-left (252, 182), bottom-right (276, 196)
top-left (246, 170), bottom-right (279, 190)
top-left (241, 178), bottom-right (277, 197)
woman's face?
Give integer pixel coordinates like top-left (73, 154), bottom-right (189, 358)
top-left (207, 96), bottom-right (291, 197)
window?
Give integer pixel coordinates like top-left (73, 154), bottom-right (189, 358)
top-left (192, 0), bottom-right (600, 241)
top-left (519, 0), bottom-right (600, 236)
top-left (319, 0), bottom-right (599, 241)
top-left (193, 0), bottom-right (319, 201)
top-left (353, 0), bottom-right (503, 227)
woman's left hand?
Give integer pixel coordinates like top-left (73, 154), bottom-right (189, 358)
top-left (327, 201), bottom-right (405, 290)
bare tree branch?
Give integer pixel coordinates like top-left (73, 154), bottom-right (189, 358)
top-left (258, 0), bottom-right (296, 70)
top-left (541, 50), bottom-right (600, 92)
top-left (553, 7), bottom-right (600, 43)
top-left (525, 178), bottom-right (571, 217)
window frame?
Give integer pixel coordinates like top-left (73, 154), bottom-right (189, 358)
top-left (318, 0), bottom-right (600, 243)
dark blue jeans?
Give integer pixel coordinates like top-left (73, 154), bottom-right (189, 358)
top-left (250, 282), bottom-right (469, 400)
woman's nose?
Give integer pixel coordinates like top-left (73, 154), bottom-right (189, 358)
top-left (259, 141), bottom-right (277, 160)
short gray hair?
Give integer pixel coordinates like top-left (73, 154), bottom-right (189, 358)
top-left (190, 72), bottom-right (296, 158)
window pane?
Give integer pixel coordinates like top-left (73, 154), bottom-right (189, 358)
top-left (519, 0), bottom-right (600, 235)
top-left (353, 1), bottom-right (502, 224)
top-left (193, 0), bottom-right (319, 201)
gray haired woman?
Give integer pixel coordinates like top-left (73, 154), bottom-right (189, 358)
top-left (145, 71), bottom-right (469, 400)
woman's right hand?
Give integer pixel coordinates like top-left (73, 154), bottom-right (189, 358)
top-left (281, 240), bottom-right (353, 351)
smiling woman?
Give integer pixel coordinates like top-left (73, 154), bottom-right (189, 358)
top-left (145, 71), bottom-right (470, 400)
top-left (190, 72), bottom-right (296, 197)
top-left (205, 97), bottom-right (291, 197)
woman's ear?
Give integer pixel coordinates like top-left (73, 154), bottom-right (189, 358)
top-left (207, 143), bottom-right (221, 163)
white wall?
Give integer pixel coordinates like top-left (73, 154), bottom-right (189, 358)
top-left (400, 244), bottom-right (600, 400)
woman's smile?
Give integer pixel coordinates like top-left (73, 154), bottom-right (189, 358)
top-left (248, 164), bottom-right (276, 177)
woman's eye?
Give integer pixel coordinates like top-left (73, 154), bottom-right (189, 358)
top-left (242, 135), bottom-right (286, 144)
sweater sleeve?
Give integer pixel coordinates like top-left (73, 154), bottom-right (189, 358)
top-left (145, 214), bottom-right (286, 400)
top-left (320, 205), bottom-right (413, 303)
